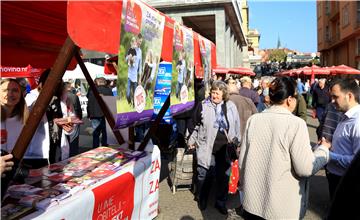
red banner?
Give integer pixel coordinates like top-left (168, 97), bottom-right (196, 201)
top-left (92, 172), bottom-right (135, 220)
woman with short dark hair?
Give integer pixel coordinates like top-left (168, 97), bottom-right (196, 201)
top-left (239, 77), bottom-right (331, 219)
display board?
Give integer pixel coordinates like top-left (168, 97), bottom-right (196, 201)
top-left (170, 22), bottom-right (195, 115)
top-left (115, 0), bottom-right (165, 128)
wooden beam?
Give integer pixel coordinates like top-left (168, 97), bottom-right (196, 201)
top-left (12, 36), bottom-right (78, 160)
top-left (138, 95), bottom-right (170, 151)
top-left (74, 51), bottom-right (125, 145)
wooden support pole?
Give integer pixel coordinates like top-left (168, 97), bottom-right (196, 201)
top-left (12, 36), bottom-right (78, 160)
top-left (74, 51), bottom-right (125, 145)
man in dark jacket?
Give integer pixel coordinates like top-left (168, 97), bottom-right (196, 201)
top-left (312, 78), bottom-right (330, 122)
top-left (86, 77), bottom-right (113, 148)
top-left (227, 80), bottom-right (257, 138)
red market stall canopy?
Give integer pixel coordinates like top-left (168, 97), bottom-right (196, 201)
top-left (212, 66), bottom-right (229, 74)
top-left (275, 65), bottom-right (330, 77)
top-left (294, 65), bottom-right (330, 75)
top-left (228, 67), bottom-right (255, 76)
top-left (327, 64), bottom-right (360, 75)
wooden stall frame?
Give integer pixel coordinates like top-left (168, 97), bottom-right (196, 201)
top-left (2, 36), bottom-right (171, 197)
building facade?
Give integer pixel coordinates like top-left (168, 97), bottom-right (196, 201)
top-left (144, 0), bottom-right (248, 68)
top-left (317, 1), bottom-right (360, 69)
top-left (248, 29), bottom-right (261, 68)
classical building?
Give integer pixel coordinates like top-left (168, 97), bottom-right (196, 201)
top-left (144, 0), bottom-right (248, 68)
top-left (317, 1), bottom-right (360, 69)
top-left (248, 29), bottom-right (261, 68)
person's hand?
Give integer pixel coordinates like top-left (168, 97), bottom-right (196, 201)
top-left (320, 137), bottom-right (331, 149)
top-left (62, 123), bottom-right (74, 133)
top-left (1, 154), bottom-right (14, 176)
top-left (188, 144), bottom-right (196, 150)
top-left (236, 146), bottom-right (241, 157)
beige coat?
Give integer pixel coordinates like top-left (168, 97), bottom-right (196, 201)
top-left (239, 106), bottom-right (329, 219)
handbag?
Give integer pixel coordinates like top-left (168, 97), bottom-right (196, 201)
top-left (223, 129), bottom-right (240, 163)
top-left (221, 102), bottom-right (240, 163)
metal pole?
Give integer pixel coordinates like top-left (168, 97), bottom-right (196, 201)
top-left (138, 94), bottom-right (170, 151)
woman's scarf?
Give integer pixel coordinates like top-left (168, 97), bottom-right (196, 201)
top-left (213, 101), bottom-right (228, 133)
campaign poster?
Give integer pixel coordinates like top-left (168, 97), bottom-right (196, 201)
top-left (170, 22), bottom-right (195, 115)
top-left (153, 62), bottom-right (172, 123)
top-left (116, 0), bottom-right (165, 128)
top-left (199, 35), bottom-right (212, 96)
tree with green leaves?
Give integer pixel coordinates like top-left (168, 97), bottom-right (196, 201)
top-left (269, 49), bottom-right (287, 62)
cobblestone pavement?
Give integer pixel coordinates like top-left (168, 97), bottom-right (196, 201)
top-left (156, 110), bottom-right (330, 220)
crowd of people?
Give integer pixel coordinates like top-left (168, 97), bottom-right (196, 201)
top-left (181, 75), bottom-right (360, 218)
top-left (1, 71), bottom-right (359, 219)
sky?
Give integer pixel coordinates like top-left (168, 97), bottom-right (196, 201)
top-left (248, 0), bottom-right (317, 53)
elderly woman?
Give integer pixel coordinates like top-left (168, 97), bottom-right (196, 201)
top-left (188, 80), bottom-right (241, 215)
top-left (239, 77), bottom-right (331, 219)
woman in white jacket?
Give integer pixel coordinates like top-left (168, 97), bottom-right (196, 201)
top-left (239, 77), bottom-right (331, 219)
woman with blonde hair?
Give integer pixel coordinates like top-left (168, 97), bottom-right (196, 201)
top-left (0, 78), bottom-right (29, 153)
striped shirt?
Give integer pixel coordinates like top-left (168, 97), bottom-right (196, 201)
top-left (318, 103), bottom-right (344, 141)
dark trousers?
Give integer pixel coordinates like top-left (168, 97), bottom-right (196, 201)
top-left (68, 135), bottom-right (79, 157)
top-left (176, 117), bottom-right (193, 148)
top-left (326, 171), bottom-right (342, 200)
top-left (196, 145), bottom-right (230, 208)
top-left (126, 79), bottom-right (137, 105)
top-left (92, 117), bottom-right (107, 148)
top-left (243, 210), bottom-right (265, 220)
top-left (316, 106), bottom-right (325, 123)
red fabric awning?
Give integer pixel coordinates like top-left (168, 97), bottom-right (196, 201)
top-left (212, 67), bottom-right (229, 74)
top-left (228, 67), bottom-right (255, 76)
top-left (328, 65), bottom-right (360, 75)
top-left (2, 1), bottom-right (216, 76)
top-left (1, 1), bottom-right (77, 69)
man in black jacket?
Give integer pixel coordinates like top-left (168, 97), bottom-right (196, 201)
top-left (86, 77), bottom-right (113, 148)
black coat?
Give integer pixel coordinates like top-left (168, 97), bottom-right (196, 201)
top-left (86, 85), bottom-right (113, 118)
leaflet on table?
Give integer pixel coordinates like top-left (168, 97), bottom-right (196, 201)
top-left (3, 147), bottom-right (146, 219)
top-left (1, 203), bottom-right (32, 220)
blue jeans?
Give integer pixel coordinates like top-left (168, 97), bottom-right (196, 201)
top-left (126, 79), bottom-right (137, 105)
top-left (91, 117), bottom-right (107, 148)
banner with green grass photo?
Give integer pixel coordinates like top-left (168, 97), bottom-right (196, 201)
top-left (170, 22), bottom-right (195, 115)
top-left (115, 0), bottom-right (165, 128)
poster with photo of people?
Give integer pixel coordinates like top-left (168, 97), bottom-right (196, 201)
top-left (116, 0), bottom-right (165, 128)
top-left (198, 35), bottom-right (212, 96)
top-left (170, 22), bottom-right (195, 115)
